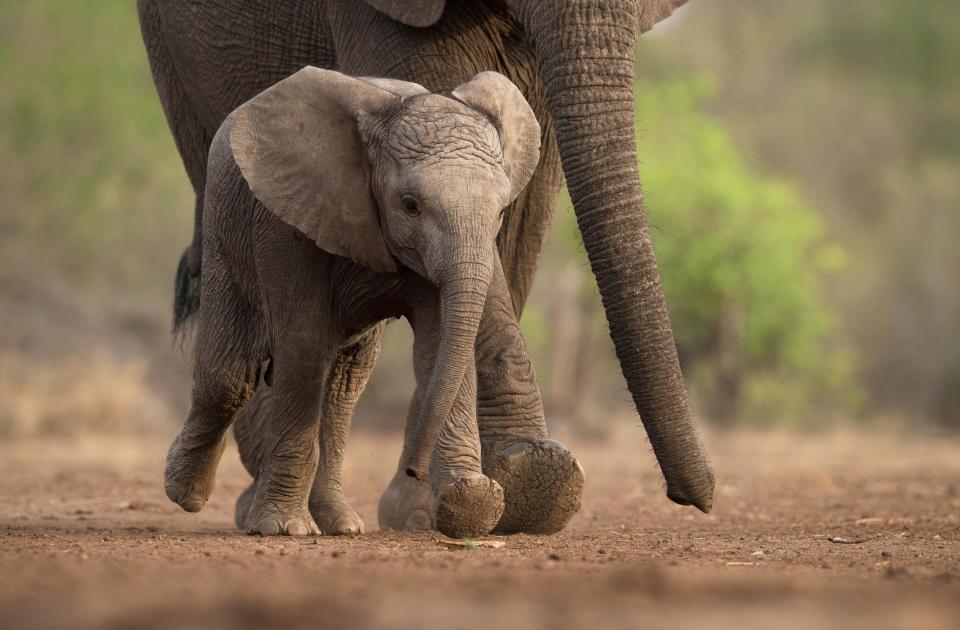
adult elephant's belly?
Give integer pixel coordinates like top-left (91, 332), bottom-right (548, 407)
top-left (157, 0), bottom-right (337, 136)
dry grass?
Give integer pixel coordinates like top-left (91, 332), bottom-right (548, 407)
top-left (0, 349), bottom-right (173, 437)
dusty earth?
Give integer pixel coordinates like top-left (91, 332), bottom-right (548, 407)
top-left (1, 427), bottom-right (958, 629)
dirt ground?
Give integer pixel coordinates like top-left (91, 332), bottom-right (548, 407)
top-left (1, 427), bottom-right (958, 629)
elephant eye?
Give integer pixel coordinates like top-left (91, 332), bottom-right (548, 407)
top-left (401, 196), bottom-right (420, 217)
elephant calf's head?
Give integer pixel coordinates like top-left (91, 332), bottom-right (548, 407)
top-left (229, 67), bottom-right (540, 481)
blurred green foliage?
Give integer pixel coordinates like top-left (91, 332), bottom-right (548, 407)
top-left (0, 0), bottom-right (192, 299)
top-left (666, 0), bottom-right (960, 426)
top-left (635, 75), bottom-right (858, 423)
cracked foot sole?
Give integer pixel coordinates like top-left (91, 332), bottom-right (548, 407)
top-left (435, 474), bottom-right (505, 539)
top-left (488, 438), bottom-right (585, 535)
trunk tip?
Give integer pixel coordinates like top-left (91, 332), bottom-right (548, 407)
top-left (666, 489), bottom-right (713, 513)
top-left (667, 477), bottom-right (715, 514)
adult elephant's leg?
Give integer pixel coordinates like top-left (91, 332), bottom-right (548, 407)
top-left (308, 323), bottom-right (385, 535)
top-left (475, 258), bottom-right (584, 534)
top-left (137, 0), bottom-right (211, 327)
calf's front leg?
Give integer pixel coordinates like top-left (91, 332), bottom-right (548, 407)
top-left (474, 260), bottom-right (585, 534)
top-left (379, 299), bottom-right (504, 538)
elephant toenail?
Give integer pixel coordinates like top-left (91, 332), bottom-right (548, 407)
top-left (334, 518), bottom-right (360, 535)
top-left (164, 485), bottom-right (183, 504)
top-left (285, 520), bottom-right (308, 536)
top-left (180, 497), bottom-right (205, 513)
top-left (257, 519), bottom-right (281, 536)
top-left (165, 485), bottom-right (204, 512)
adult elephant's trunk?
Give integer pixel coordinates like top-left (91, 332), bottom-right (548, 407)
top-left (518, 0), bottom-right (715, 511)
top-left (404, 254), bottom-right (494, 480)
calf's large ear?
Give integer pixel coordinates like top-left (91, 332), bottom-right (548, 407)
top-left (230, 67), bottom-right (416, 273)
top-left (451, 71), bottom-right (541, 204)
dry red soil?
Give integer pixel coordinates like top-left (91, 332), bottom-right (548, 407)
top-left (1, 428), bottom-right (958, 629)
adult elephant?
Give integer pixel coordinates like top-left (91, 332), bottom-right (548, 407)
top-left (139, 0), bottom-right (715, 532)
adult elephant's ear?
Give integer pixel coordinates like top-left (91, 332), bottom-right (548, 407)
top-left (451, 71), bottom-right (541, 204)
top-left (363, 0), bottom-right (444, 28)
top-left (230, 66), bottom-right (406, 273)
top-left (638, 0), bottom-right (688, 33)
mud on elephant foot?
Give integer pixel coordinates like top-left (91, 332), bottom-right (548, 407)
top-left (164, 432), bottom-right (228, 513)
top-left (486, 438), bottom-right (585, 535)
top-left (378, 470), bottom-right (504, 539)
top-left (434, 473), bottom-right (505, 539)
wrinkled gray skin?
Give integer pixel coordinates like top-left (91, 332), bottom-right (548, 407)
top-left (166, 68), bottom-right (543, 538)
top-left (140, 0), bottom-right (715, 536)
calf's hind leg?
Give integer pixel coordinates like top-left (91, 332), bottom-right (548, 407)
top-left (233, 325), bottom-right (382, 535)
top-left (165, 263), bottom-right (262, 513)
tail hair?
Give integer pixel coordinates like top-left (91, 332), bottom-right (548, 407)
top-left (173, 251), bottom-right (201, 338)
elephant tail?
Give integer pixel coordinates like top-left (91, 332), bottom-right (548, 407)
top-left (172, 248), bottom-right (201, 337)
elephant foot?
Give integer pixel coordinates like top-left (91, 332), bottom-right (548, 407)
top-left (487, 438), bottom-right (584, 535)
top-left (378, 470), bottom-right (435, 531)
top-left (163, 432), bottom-right (228, 513)
top-left (435, 473), bottom-right (504, 539)
top-left (243, 496), bottom-right (320, 536)
top-left (309, 488), bottom-right (365, 536)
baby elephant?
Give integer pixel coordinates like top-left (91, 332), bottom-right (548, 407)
top-left (163, 67), bottom-right (541, 537)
